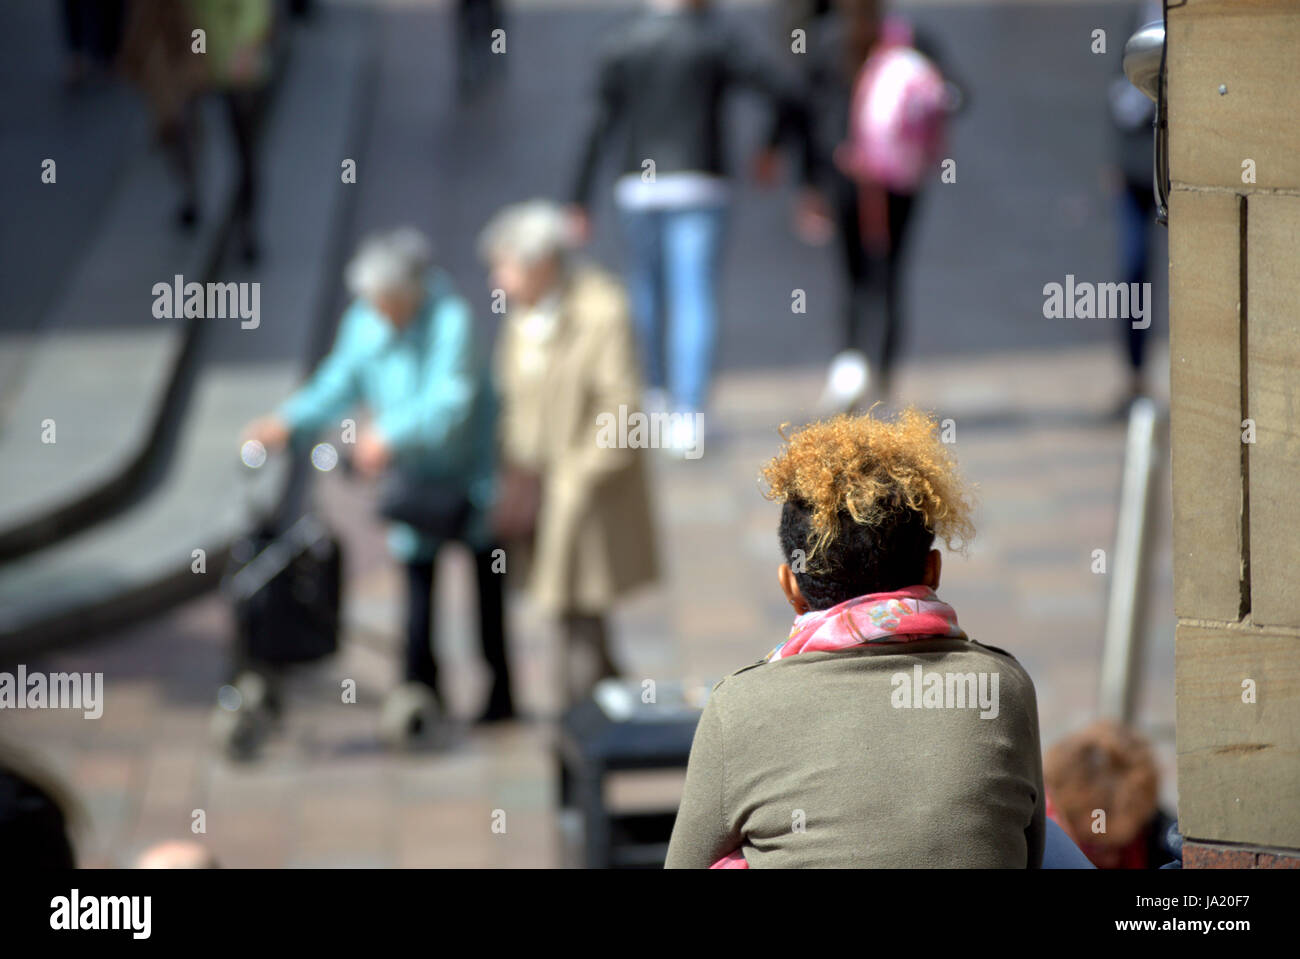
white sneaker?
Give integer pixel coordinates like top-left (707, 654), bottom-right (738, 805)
top-left (817, 350), bottom-right (872, 415)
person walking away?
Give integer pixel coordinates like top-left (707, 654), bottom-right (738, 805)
top-left (1105, 0), bottom-right (1163, 415)
top-left (790, 0), bottom-right (965, 412)
top-left (569, 0), bottom-right (813, 454)
top-left (119, 0), bottom-right (272, 262)
top-left (119, 0), bottom-right (207, 220)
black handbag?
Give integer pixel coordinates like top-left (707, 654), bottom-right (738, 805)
top-left (377, 470), bottom-right (472, 540)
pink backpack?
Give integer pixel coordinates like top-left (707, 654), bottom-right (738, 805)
top-left (835, 18), bottom-right (949, 193)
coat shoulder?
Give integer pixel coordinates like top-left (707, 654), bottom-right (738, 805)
top-left (566, 266), bottom-right (629, 330)
top-left (965, 639), bottom-right (1036, 687)
top-left (709, 658), bottom-right (771, 698)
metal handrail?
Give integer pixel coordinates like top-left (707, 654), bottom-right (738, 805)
top-left (1099, 396), bottom-right (1164, 722)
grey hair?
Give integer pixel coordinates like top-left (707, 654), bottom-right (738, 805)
top-left (477, 200), bottom-right (573, 268)
top-left (344, 227), bottom-right (435, 299)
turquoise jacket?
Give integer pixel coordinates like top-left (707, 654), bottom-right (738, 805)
top-left (278, 270), bottom-right (497, 560)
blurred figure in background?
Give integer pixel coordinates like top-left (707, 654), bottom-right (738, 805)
top-left (242, 228), bottom-right (512, 743)
top-left (1045, 719), bottom-right (1179, 869)
top-left (789, 0), bottom-right (963, 412)
top-left (455, 0), bottom-right (505, 99)
top-left (120, 0), bottom-right (272, 261)
top-left (1105, 0), bottom-right (1163, 413)
top-left (119, 0), bottom-right (207, 217)
top-left (60, 0), bottom-right (126, 89)
top-left (569, 0), bottom-right (811, 451)
top-left (480, 201), bottom-right (659, 707)
top-left (0, 741), bottom-right (77, 869)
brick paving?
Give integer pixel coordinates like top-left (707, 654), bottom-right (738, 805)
top-left (1, 342), bottom-right (1174, 868)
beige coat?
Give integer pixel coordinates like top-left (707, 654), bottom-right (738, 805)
top-left (495, 265), bottom-right (659, 615)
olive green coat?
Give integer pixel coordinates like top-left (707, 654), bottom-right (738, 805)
top-left (666, 637), bottom-right (1046, 868)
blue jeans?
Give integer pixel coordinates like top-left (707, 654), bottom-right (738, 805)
top-left (618, 204), bottom-right (727, 413)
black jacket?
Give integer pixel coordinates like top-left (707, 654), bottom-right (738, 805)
top-left (571, 9), bottom-right (811, 207)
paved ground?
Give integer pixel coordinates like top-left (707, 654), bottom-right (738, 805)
top-left (0, 0), bottom-right (1175, 867)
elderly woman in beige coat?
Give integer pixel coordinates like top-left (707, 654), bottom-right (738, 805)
top-left (481, 200), bottom-right (659, 705)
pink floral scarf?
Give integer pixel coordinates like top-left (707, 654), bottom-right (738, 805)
top-left (709, 585), bottom-right (966, 869)
top-left (765, 584), bottom-right (966, 662)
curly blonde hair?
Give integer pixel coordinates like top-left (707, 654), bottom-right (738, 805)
top-left (762, 407), bottom-right (976, 575)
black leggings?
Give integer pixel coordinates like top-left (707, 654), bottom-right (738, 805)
top-left (164, 89), bottom-right (262, 223)
top-left (62, 0), bottom-right (124, 62)
top-left (1119, 178), bottom-right (1156, 375)
top-left (225, 89), bottom-right (261, 223)
top-left (455, 0), bottom-right (504, 90)
top-left (833, 174), bottom-right (918, 386)
top-left (405, 546), bottom-right (508, 700)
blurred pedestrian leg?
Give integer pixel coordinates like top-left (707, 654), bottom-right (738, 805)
top-left (618, 208), bottom-right (667, 398)
top-left (224, 86), bottom-right (266, 262)
top-left (1117, 181), bottom-right (1154, 400)
top-left (455, 0), bottom-right (504, 99)
top-left (61, 0), bottom-right (126, 88)
top-left (831, 175), bottom-right (916, 402)
top-left (560, 613), bottom-right (618, 706)
top-left (473, 545), bottom-right (514, 721)
top-left (165, 100), bottom-right (202, 229)
top-left (619, 202), bottom-right (726, 417)
top-left (404, 559), bottom-right (443, 698)
top-left (404, 547), bottom-right (513, 722)
top-left (663, 204), bottom-right (726, 416)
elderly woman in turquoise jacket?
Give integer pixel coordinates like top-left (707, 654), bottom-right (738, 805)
top-left (242, 228), bottom-right (511, 743)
